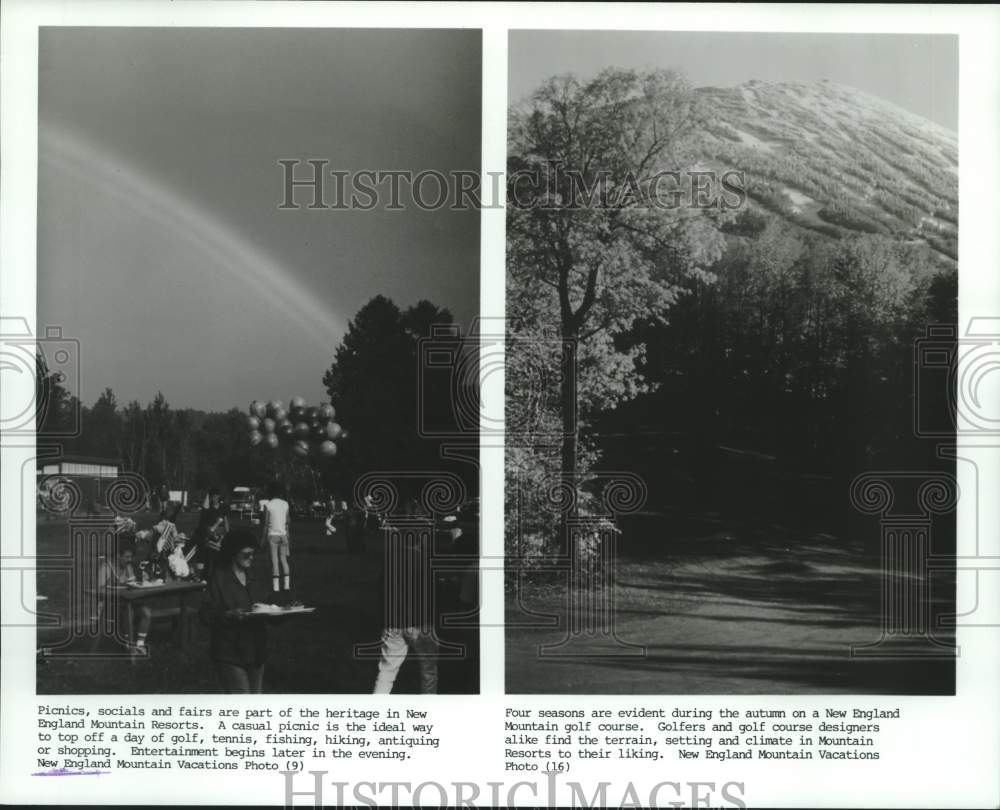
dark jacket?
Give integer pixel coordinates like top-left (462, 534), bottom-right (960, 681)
top-left (199, 565), bottom-right (266, 668)
top-left (193, 506), bottom-right (224, 545)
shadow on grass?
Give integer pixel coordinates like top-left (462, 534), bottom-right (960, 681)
top-left (507, 514), bottom-right (955, 694)
top-left (570, 642), bottom-right (955, 695)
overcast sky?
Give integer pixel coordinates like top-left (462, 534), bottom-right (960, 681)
top-left (38, 29), bottom-right (957, 412)
top-left (38, 28), bottom-right (481, 412)
top-left (509, 31), bottom-right (958, 130)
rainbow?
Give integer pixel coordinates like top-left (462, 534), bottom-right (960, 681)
top-left (39, 126), bottom-right (345, 353)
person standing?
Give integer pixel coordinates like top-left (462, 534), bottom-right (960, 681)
top-left (87, 478), bottom-right (101, 517)
top-left (260, 482), bottom-right (292, 601)
top-left (372, 501), bottom-right (438, 694)
top-left (363, 494), bottom-right (380, 531)
top-left (150, 500), bottom-right (185, 580)
top-left (192, 488), bottom-right (228, 577)
top-left (157, 484), bottom-right (170, 518)
top-left (344, 504), bottom-right (365, 554)
top-left (199, 528), bottom-right (267, 693)
top-left (323, 494), bottom-right (338, 539)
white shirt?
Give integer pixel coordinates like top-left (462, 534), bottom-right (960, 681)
top-left (263, 498), bottom-right (290, 536)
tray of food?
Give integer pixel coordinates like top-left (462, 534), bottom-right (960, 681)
top-left (248, 602), bottom-right (315, 615)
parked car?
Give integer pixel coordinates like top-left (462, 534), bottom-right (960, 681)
top-left (229, 486), bottom-right (257, 520)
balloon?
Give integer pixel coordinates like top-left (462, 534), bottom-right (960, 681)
top-left (293, 421), bottom-right (310, 439)
top-left (312, 424), bottom-right (327, 440)
top-left (267, 399), bottom-right (284, 417)
top-left (292, 439), bottom-right (309, 457)
top-left (340, 430), bottom-right (349, 440)
top-left (261, 417), bottom-right (276, 434)
top-left (247, 415), bottom-right (260, 431)
top-left (318, 403), bottom-right (335, 422)
top-left (290, 396), bottom-right (306, 411)
top-left (277, 420), bottom-right (293, 438)
top-left (250, 400), bottom-right (266, 419)
top-left (272, 406), bottom-right (287, 423)
top-left (264, 433), bottom-right (280, 449)
top-left (325, 422), bottom-right (343, 440)
top-left (248, 430), bottom-right (263, 447)
top-left (318, 440), bottom-right (338, 457)
top-left (305, 406), bottom-right (318, 421)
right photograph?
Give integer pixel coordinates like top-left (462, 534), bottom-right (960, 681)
top-left (504, 30), bottom-right (959, 694)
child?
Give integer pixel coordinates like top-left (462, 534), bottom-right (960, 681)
top-left (260, 482), bottom-right (292, 602)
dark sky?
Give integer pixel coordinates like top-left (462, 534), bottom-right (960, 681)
top-left (38, 28), bottom-right (481, 411)
top-left (509, 31), bottom-right (958, 131)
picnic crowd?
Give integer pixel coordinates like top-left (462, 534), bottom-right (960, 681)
top-left (95, 485), bottom-right (477, 695)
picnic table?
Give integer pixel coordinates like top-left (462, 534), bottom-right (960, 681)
top-left (92, 580), bottom-right (206, 657)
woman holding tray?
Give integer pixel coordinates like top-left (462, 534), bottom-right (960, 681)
top-left (199, 528), bottom-right (268, 693)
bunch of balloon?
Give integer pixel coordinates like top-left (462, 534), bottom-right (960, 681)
top-left (247, 397), bottom-right (347, 462)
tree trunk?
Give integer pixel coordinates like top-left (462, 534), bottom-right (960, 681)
top-left (558, 334), bottom-right (578, 553)
top-left (560, 367), bottom-right (577, 480)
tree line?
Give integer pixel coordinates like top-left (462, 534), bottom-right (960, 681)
top-left (37, 295), bottom-right (475, 506)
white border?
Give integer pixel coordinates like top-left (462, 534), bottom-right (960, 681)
top-left (2, 3), bottom-right (998, 808)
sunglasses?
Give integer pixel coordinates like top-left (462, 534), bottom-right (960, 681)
top-left (237, 550), bottom-right (256, 558)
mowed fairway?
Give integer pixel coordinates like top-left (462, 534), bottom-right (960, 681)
top-left (506, 520), bottom-right (955, 695)
top-left (36, 512), bottom-right (478, 694)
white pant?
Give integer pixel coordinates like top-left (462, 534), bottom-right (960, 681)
top-left (372, 627), bottom-right (438, 694)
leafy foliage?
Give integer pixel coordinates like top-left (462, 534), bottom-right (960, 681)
top-left (322, 295), bottom-right (472, 497)
top-left (508, 72), bottom-right (959, 569)
top-left (506, 68), bottom-right (737, 569)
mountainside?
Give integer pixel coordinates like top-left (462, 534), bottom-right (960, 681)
top-left (695, 80), bottom-right (958, 262)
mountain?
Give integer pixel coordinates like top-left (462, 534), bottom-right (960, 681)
top-left (694, 80), bottom-right (958, 262)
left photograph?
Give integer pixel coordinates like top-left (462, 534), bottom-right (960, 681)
top-left (35, 27), bottom-right (482, 695)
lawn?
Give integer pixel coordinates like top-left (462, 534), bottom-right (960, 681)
top-left (36, 511), bottom-right (479, 695)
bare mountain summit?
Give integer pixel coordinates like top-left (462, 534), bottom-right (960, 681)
top-left (697, 80), bottom-right (957, 261)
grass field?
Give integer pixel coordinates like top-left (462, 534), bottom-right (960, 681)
top-left (506, 516), bottom-right (955, 694)
top-left (36, 511), bottom-right (479, 695)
